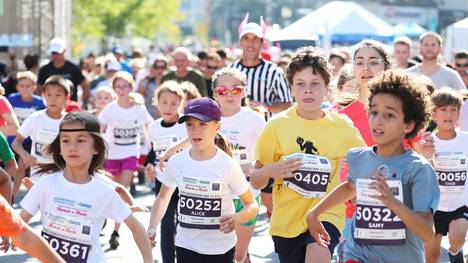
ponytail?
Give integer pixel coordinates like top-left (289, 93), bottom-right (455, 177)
top-left (214, 132), bottom-right (232, 157)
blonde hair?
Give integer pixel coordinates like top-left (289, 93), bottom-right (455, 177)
top-left (112, 71), bottom-right (134, 88)
top-left (94, 85), bottom-right (117, 99)
top-left (153, 80), bottom-right (185, 106)
top-left (16, 71), bottom-right (37, 83)
top-left (180, 81), bottom-right (201, 101)
top-left (129, 92), bottom-right (145, 105)
top-left (211, 67), bottom-right (247, 89)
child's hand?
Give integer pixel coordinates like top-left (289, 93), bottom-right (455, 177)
top-left (145, 164), bottom-right (156, 181)
top-left (22, 154), bottom-right (37, 168)
top-left (219, 214), bottom-right (240, 234)
top-left (270, 158), bottom-right (302, 180)
top-left (368, 173), bottom-right (397, 207)
top-left (147, 227), bottom-right (157, 248)
top-left (130, 204), bottom-right (149, 213)
top-left (306, 212), bottom-right (331, 248)
top-left (159, 148), bottom-right (177, 171)
top-left (0, 236), bottom-right (10, 253)
top-left (22, 178), bottom-right (34, 190)
top-left (419, 132), bottom-right (435, 159)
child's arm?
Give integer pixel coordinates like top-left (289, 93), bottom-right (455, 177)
top-left (158, 137), bottom-right (190, 170)
top-left (11, 135), bottom-right (36, 167)
top-left (307, 181), bottom-right (356, 247)
top-left (369, 173), bottom-right (435, 242)
top-left (0, 168), bottom-right (12, 203)
top-left (123, 215), bottom-right (154, 263)
top-left (219, 189), bottom-right (259, 233)
top-left (147, 185), bottom-right (176, 244)
top-left (0, 111), bottom-right (19, 137)
top-left (250, 158), bottom-right (302, 190)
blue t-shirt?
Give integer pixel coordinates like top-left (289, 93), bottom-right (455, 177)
top-left (7, 93), bottom-right (45, 144)
top-left (343, 147), bottom-right (439, 263)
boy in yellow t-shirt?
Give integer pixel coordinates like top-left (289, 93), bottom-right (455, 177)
top-left (251, 47), bottom-right (365, 263)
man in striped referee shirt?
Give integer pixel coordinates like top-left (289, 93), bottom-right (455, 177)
top-left (232, 22), bottom-right (293, 119)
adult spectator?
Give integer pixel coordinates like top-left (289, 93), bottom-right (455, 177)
top-left (137, 56), bottom-right (169, 119)
top-left (216, 48), bottom-right (230, 67)
top-left (37, 37), bottom-right (90, 104)
top-left (408, 32), bottom-right (465, 90)
top-left (196, 51), bottom-right (208, 70)
top-left (231, 22), bottom-right (293, 118)
top-left (453, 50), bottom-right (468, 88)
top-left (161, 47), bottom-right (207, 97)
top-left (393, 36), bottom-right (416, 69)
top-left (202, 52), bottom-right (221, 98)
top-left (329, 51), bottom-right (346, 77)
top-left (89, 61), bottom-right (121, 93)
top-left (112, 47), bottom-right (132, 74)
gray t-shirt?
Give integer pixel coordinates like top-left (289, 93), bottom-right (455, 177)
top-left (407, 64), bottom-right (465, 90)
top-left (343, 147), bottom-right (439, 263)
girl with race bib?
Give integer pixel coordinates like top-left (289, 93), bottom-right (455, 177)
top-left (251, 47), bottom-right (365, 263)
top-left (19, 111), bottom-right (153, 263)
top-left (144, 80), bottom-right (187, 263)
top-left (98, 71), bottom-right (153, 249)
top-left (308, 69), bottom-right (439, 263)
top-left (147, 97), bottom-right (259, 263)
top-left (422, 88), bottom-right (468, 263)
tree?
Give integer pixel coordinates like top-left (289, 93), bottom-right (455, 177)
top-left (72, 0), bottom-right (183, 50)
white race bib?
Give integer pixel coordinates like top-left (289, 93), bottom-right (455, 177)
top-left (177, 176), bottom-right (222, 229)
top-left (13, 107), bottom-right (36, 125)
top-left (354, 179), bottom-right (405, 245)
top-left (34, 129), bottom-right (57, 163)
top-left (113, 120), bottom-right (139, 145)
top-left (433, 152), bottom-right (467, 193)
top-left (282, 153), bottom-right (331, 198)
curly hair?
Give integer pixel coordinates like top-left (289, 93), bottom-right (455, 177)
top-left (367, 69), bottom-right (431, 139)
top-left (286, 46), bottom-right (332, 86)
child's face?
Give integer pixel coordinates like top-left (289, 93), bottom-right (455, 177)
top-left (214, 75), bottom-right (245, 112)
top-left (185, 117), bottom-right (220, 150)
top-left (291, 67), bottom-right (327, 115)
top-left (59, 122), bottom-right (97, 169)
top-left (368, 93), bottom-right (414, 146)
top-left (113, 78), bottom-right (132, 98)
top-left (94, 90), bottom-right (114, 111)
top-left (16, 79), bottom-right (36, 97)
top-left (432, 105), bottom-right (460, 131)
top-left (44, 85), bottom-right (67, 113)
top-left (158, 91), bottom-right (181, 122)
top-left (353, 47), bottom-right (386, 89)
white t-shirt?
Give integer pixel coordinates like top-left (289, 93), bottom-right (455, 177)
top-left (432, 130), bottom-right (468, 211)
top-left (220, 107), bottom-right (266, 197)
top-left (20, 172), bottom-right (131, 263)
top-left (460, 100), bottom-right (468, 132)
top-left (148, 118), bottom-right (187, 162)
top-left (159, 149), bottom-right (250, 255)
top-left (407, 64), bottom-right (465, 90)
top-left (99, 101), bottom-right (153, 159)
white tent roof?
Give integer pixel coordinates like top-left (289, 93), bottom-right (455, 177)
top-left (444, 17), bottom-right (468, 61)
top-left (280, 1), bottom-right (394, 43)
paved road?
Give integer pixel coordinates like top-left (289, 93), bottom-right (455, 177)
top-left (0, 183), bottom-right (466, 262)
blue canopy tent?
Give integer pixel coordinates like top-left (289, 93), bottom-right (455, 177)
top-left (393, 22), bottom-right (427, 38)
top-left (281, 1), bottom-right (394, 44)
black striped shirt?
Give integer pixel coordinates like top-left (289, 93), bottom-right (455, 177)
top-left (231, 59), bottom-right (292, 118)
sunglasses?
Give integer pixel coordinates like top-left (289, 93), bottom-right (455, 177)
top-left (153, 65), bottom-right (167, 70)
top-left (206, 65), bottom-right (219, 70)
top-left (214, 86), bottom-right (245, 96)
top-left (455, 63), bottom-right (468, 68)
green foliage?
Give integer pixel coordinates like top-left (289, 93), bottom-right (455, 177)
top-left (72, 0), bottom-right (183, 41)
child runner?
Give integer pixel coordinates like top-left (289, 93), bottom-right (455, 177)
top-left (250, 47), bottom-right (365, 263)
top-left (92, 85), bottom-right (116, 116)
top-left (144, 80), bottom-right (186, 263)
top-left (423, 88), bottom-right (468, 263)
top-left (213, 67), bottom-right (266, 262)
top-left (19, 111), bottom-right (153, 263)
top-left (12, 75), bottom-right (68, 182)
top-left (179, 81), bottom-right (201, 107)
top-left (98, 71), bottom-right (152, 249)
top-left (147, 97), bottom-right (259, 263)
top-left (307, 69), bottom-right (439, 263)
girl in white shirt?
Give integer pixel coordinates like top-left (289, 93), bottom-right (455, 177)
top-left (19, 111), bottom-right (153, 263)
top-left (147, 98), bottom-right (259, 263)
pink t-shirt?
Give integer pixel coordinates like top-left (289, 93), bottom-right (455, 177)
top-left (0, 96), bottom-right (13, 127)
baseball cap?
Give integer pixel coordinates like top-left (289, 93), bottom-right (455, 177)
top-left (239, 22), bottom-right (263, 39)
top-left (106, 61), bottom-right (122, 71)
top-left (48, 37), bottom-right (66, 54)
top-left (178, 98), bottom-right (221, 124)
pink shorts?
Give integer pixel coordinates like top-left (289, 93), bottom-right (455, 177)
top-left (105, 156), bottom-right (138, 176)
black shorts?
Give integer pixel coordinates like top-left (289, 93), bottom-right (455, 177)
top-left (434, 206), bottom-right (468, 236)
top-left (176, 246), bottom-right (234, 263)
top-left (272, 221), bottom-right (341, 263)
top-left (260, 178), bottom-right (274, 193)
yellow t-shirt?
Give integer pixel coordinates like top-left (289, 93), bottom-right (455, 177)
top-left (255, 106), bottom-right (365, 238)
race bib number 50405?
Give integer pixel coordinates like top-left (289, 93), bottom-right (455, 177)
top-left (282, 153), bottom-right (331, 198)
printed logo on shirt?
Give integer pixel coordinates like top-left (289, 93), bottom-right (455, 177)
top-left (82, 225), bottom-right (90, 235)
top-left (296, 136), bottom-right (319, 155)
